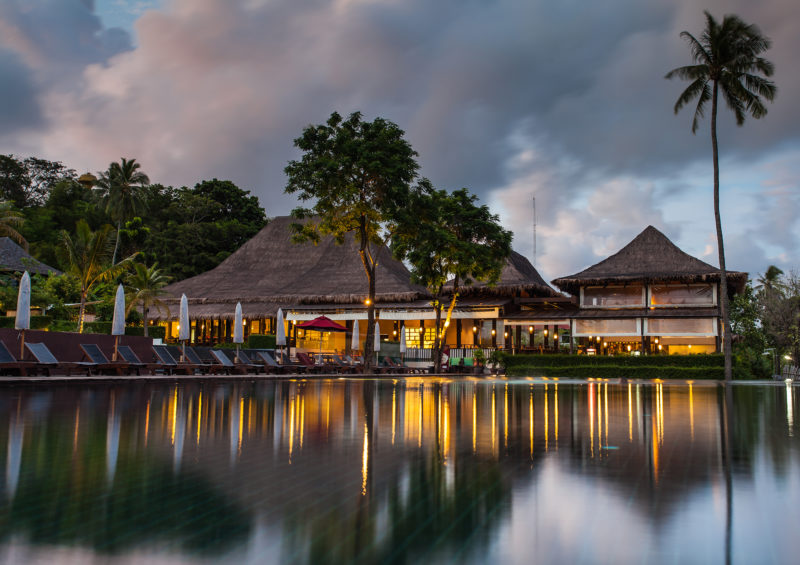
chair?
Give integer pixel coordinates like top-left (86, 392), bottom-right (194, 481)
top-left (331, 354), bottom-right (358, 374)
top-left (181, 346), bottom-right (226, 375)
top-left (208, 349), bottom-right (250, 374)
top-left (296, 351), bottom-right (326, 373)
top-left (252, 350), bottom-right (295, 374)
top-left (80, 343), bottom-right (131, 376)
top-left (117, 345), bottom-right (164, 375)
top-left (153, 345), bottom-right (202, 375)
top-left (24, 342), bottom-right (94, 376)
top-left (0, 341), bottom-right (44, 376)
top-left (225, 349), bottom-right (265, 374)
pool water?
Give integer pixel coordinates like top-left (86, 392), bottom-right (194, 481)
top-left (0, 378), bottom-right (798, 564)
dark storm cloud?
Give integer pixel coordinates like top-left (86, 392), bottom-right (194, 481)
top-left (0, 0), bottom-right (797, 277)
top-left (0, 48), bottom-right (42, 132)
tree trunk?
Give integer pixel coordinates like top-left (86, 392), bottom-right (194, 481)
top-left (112, 219), bottom-right (121, 266)
top-left (711, 81), bottom-right (733, 381)
top-left (358, 217), bottom-right (376, 371)
top-left (143, 306), bottom-right (149, 337)
top-left (432, 296), bottom-right (442, 373)
top-left (78, 290), bottom-right (87, 333)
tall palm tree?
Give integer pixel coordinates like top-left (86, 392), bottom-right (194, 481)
top-left (58, 220), bottom-right (136, 332)
top-left (756, 265), bottom-right (785, 296)
top-left (96, 158), bottom-right (150, 265)
top-left (666, 11), bottom-right (776, 380)
top-left (0, 200), bottom-right (27, 249)
top-left (125, 262), bottom-right (171, 336)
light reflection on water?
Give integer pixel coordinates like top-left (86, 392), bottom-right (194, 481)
top-left (0, 378), bottom-right (798, 564)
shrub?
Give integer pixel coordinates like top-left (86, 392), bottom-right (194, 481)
top-left (84, 321), bottom-right (113, 334)
top-left (125, 326), bottom-right (166, 340)
top-left (248, 334), bottom-right (276, 349)
top-left (0, 315), bottom-right (52, 329)
top-left (505, 364), bottom-right (724, 380)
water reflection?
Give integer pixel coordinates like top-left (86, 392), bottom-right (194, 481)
top-left (0, 379), bottom-right (798, 564)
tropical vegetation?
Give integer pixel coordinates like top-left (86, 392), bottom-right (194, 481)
top-left (666, 11), bottom-right (777, 380)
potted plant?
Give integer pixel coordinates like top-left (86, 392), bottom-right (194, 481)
top-left (473, 349), bottom-right (486, 374)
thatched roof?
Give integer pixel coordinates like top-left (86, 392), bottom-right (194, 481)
top-left (551, 226), bottom-right (747, 296)
top-left (156, 216), bottom-right (426, 320)
top-left (0, 237), bottom-right (61, 275)
top-left (446, 251), bottom-right (560, 298)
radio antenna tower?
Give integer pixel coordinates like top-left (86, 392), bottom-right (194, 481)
top-left (532, 195), bottom-right (537, 267)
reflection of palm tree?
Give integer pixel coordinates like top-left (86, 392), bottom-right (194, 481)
top-left (125, 262), bottom-right (170, 336)
top-left (0, 200), bottom-right (26, 249)
top-left (96, 158), bottom-right (150, 265)
top-left (666, 12), bottom-right (776, 380)
top-left (58, 220), bottom-right (135, 332)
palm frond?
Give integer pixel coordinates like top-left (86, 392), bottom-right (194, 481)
top-left (691, 83), bottom-right (711, 134)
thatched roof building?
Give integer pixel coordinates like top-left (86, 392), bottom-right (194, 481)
top-left (450, 251), bottom-right (561, 298)
top-left (551, 226), bottom-right (747, 296)
top-left (158, 216), bottom-right (426, 320)
top-left (0, 237), bottom-right (61, 275)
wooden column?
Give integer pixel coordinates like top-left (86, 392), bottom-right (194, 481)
top-left (456, 319), bottom-right (462, 348)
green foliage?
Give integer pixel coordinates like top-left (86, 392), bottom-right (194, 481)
top-left (48, 319), bottom-right (77, 332)
top-left (84, 321), bottom-right (113, 334)
top-left (0, 155), bottom-right (75, 208)
top-left (247, 334), bottom-right (276, 349)
top-left (0, 315), bottom-right (51, 329)
top-left (125, 325), bottom-right (166, 339)
top-left (502, 353), bottom-right (725, 368)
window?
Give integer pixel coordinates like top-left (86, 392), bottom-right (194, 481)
top-left (646, 318), bottom-right (716, 336)
top-left (581, 286), bottom-right (644, 307)
top-left (574, 318), bottom-right (638, 336)
top-left (650, 284), bottom-right (714, 307)
top-left (405, 327), bottom-right (436, 349)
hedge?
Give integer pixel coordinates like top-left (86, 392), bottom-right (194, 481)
top-left (248, 334), bottom-right (276, 349)
top-left (504, 364), bottom-right (725, 380)
top-left (0, 315), bottom-right (52, 330)
top-left (124, 326), bottom-right (167, 340)
top-left (500, 353), bottom-right (724, 369)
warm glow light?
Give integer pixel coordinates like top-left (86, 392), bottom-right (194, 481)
top-left (596, 336), bottom-right (600, 342)
top-left (589, 335), bottom-right (593, 340)
top-left (603, 342), bottom-right (607, 347)
top-left (543, 329), bottom-right (548, 336)
top-left (473, 326), bottom-right (477, 332)
top-left (627, 345), bottom-right (632, 351)
top-left (504, 332), bottom-right (508, 338)
top-left (689, 344), bottom-right (692, 349)
top-left (364, 298), bottom-right (371, 306)
top-left (392, 330), bottom-right (397, 336)
top-left (528, 326), bottom-right (534, 333)
top-left (655, 338), bottom-right (659, 344)
top-left (491, 329), bottom-right (496, 336)
top-left (658, 344), bottom-right (663, 351)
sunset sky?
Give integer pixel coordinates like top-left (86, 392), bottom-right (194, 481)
top-left (1, 0), bottom-right (798, 284)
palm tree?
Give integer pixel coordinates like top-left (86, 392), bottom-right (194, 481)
top-left (58, 220), bottom-right (136, 332)
top-left (96, 158), bottom-right (150, 265)
top-left (125, 262), bottom-right (171, 336)
top-left (0, 200), bottom-right (27, 249)
top-left (666, 11), bottom-right (776, 380)
top-left (756, 265), bottom-right (785, 296)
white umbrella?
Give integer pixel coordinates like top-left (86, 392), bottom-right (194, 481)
top-left (233, 302), bottom-right (243, 362)
top-left (111, 283), bottom-right (125, 360)
top-left (276, 308), bottom-right (286, 363)
top-left (399, 324), bottom-right (407, 364)
top-left (351, 319), bottom-right (360, 351)
top-left (374, 322), bottom-right (381, 352)
top-left (179, 294), bottom-right (189, 361)
top-left (15, 271), bottom-right (30, 359)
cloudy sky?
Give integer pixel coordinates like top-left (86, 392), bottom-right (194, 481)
top-left (1, 0), bottom-right (798, 285)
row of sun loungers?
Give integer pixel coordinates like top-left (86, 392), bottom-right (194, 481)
top-left (0, 340), bottom-right (430, 377)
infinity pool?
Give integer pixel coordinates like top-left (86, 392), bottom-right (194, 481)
top-left (0, 378), bottom-right (797, 564)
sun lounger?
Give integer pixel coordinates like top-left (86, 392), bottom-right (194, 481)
top-left (153, 345), bottom-right (203, 375)
top-left (296, 351), bottom-right (333, 373)
top-left (0, 341), bottom-right (45, 376)
top-left (208, 349), bottom-right (252, 374)
top-left (117, 345), bottom-right (164, 375)
top-left (250, 350), bottom-right (293, 374)
top-left (180, 346), bottom-right (227, 374)
top-left (226, 349), bottom-right (265, 374)
top-left (24, 342), bottom-right (94, 376)
top-left (80, 343), bottom-right (131, 376)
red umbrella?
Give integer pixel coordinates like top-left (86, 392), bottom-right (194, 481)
top-left (296, 316), bottom-right (348, 363)
top-left (297, 316), bottom-right (348, 332)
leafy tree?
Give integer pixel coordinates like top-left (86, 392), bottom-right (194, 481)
top-left (666, 11), bottom-right (776, 380)
top-left (285, 111), bottom-right (420, 369)
top-left (57, 220), bottom-right (135, 332)
top-left (0, 200), bottom-right (27, 249)
top-left (96, 158), bottom-right (150, 265)
top-left (392, 185), bottom-right (512, 372)
top-left (0, 155), bottom-right (75, 207)
top-left (756, 265), bottom-right (785, 295)
top-left (125, 262), bottom-right (171, 336)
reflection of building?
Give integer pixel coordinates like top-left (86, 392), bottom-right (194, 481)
top-left (549, 226), bottom-right (747, 354)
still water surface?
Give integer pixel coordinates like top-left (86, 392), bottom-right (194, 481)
top-left (0, 378), bottom-right (798, 564)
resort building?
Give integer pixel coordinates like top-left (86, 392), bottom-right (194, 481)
top-left (0, 237), bottom-right (61, 275)
top-left (156, 216), bottom-right (560, 352)
top-left (155, 220), bottom-right (745, 356)
top-left (547, 226), bottom-right (747, 355)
